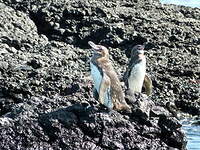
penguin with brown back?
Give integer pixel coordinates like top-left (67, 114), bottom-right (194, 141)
top-left (124, 44), bottom-right (152, 96)
top-left (89, 41), bottom-right (131, 112)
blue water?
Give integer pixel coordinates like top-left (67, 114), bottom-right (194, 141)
top-left (181, 118), bottom-right (200, 150)
top-left (160, 0), bottom-right (200, 8)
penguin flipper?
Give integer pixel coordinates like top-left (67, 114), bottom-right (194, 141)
top-left (123, 60), bottom-right (136, 89)
top-left (123, 67), bottom-right (131, 88)
top-left (143, 74), bottom-right (153, 96)
top-left (93, 88), bottom-right (99, 100)
top-left (99, 73), bottom-right (112, 108)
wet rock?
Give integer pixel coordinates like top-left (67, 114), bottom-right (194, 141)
top-left (158, 115), bottom-right (187, 149)
top-left (159, 115), bottom-right (182, 131)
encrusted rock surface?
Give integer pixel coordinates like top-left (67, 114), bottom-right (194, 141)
top-left (0, 0), bottom-right (199, 149)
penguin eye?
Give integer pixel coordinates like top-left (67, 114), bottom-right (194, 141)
top-left (96, 46), bottom-right (103, 51)
top-left (99, 46), bottom-right (107, 51)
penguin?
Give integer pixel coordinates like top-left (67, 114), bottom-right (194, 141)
top-left (124, 44), bottom-right (152, 96)
top-left (88, 41), bottom-right (131, 112)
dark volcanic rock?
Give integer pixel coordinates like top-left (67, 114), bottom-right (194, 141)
top-left (0, 0), bottom-right (199, 149)
top-left (2, 0), bottom-right (199, 114)
top-left (158, 115), bottom-right (186, 149)
top-left (0, 99), bottom-right (187, 150)
top-left (126, 93), bottom-right (154, 121)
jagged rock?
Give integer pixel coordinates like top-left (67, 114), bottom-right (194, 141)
top-left (128, 93), bottom-right (154, 120)
top-left (0, 61), bottom-right (9, 70)
top-left (158, 115), bottom-right (187, 149)
top-left (150, 106), bottom-right (171, 117)
top-left (0, 101), bottom-right (186, 150)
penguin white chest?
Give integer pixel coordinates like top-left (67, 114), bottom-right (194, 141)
top-left (90, 62), bottom-right (113, 108)
top-left (90, 62), bottom-right (102, 92)
top-left (128, 60), bottom-right (146, 93)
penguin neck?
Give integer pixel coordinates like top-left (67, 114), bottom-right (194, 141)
top-left (91, 54), bottom-right (110, 70)
top-left (97, 56), bottom-right (109, 66)
top-left (131, 54), bottom-right (145, 64)
top-left (138, 53), bottom-right (145, 59)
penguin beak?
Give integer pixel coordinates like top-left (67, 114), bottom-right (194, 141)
top-left (88, 41), bottom-right (102, 52)
top-left (137, 45), bottom-right (144, 54)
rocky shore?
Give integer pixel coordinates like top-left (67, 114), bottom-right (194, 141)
top-left (0, 0), bottom-right (199, 149)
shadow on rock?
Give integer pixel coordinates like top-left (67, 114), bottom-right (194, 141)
top-left (38, 101), bottom-right (187, 150)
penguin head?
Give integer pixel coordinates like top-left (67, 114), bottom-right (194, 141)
top-left (88, 41), bottom-right (109, 58)
top-left (131, 45), bottom-right (144, 57)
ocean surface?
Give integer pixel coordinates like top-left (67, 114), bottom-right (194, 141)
top-left (160, 0), bottom-right (200, 8)
top-left (180, 118), bottom-right (200, 150)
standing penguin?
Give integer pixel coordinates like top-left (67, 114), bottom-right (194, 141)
top-left (124, 45), bottom-right (152, 96)
top-left (88, 41), bottom-right (131, 112)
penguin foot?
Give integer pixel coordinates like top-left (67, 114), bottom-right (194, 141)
top-left (115, 103), bottom-right (132, 113)
top-left (93, 88), bottom-right (99, 100)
